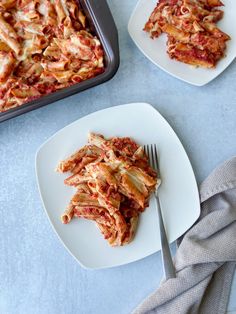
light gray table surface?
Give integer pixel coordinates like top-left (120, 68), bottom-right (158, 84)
top-left (0, 1), bottom-right (236, 314)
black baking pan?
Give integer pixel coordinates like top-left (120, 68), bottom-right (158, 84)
top-left (0, 0), bottom-right (119, 123)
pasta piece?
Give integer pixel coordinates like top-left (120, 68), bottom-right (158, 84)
top-left (48, 70), bottom-right (73, 83)
top-left (78, 10), bottom-right (86, 28)
top-left (64, 172), bottom-right (91, 186)
top-left (202, 22), bottom-right (230, 40)
top-left (43, 41), bottom-right (61, 58)
top-left (42, 0), bottom-right (58, 26)
top-left (74, 206), bottom-right (121, 246)
top-left (10, 86), bottom-right (41, 98)
top-left (0, 99), bottom-right (5, 111)
top-left (72, 156), bottom-right (97, 174)
top-left (161, 24), bottom-right (190, 42)
top-left (0, 40), bottom-right (11, 52)
top-left (0, 51), bottom-right (15, 82)
top-left (0, 0), bottom-right (16, 10)
top-left (54, 0), bottom-right (69, 24)
top-left (71, 192), bottom-right (100, 207)
top-left (207, 0), bottom-right (223, 7)
top-left (121, 173), bottom-right (146, 208)
top-left (76, 182), bottom-right (92, 194)
top-left (126, 166), bottom-right (157, 187)
top-left (63, 16), bottom-right (74, 38)
top-left (96, 223), bottom-right (117, 245)
top-left (0, 14), bottom-right (21, 54)
top-left (95, 183), bottom-right (121, 211)
top-left (88, 133), bottom-right (107, 148)
top-left (56, 145), bottom-right (103, 173)
top-left (99, 164), bottom-right (118, 187)
top-left (41, 60), bottom-right (69, 71)
top-left (67, 1), bottom-right (79, 19)
top-left (61, 203), bottom-right (74, 224)
top-left (74, 206), bottom-right (109, 223)
top-left (122, 216), bottom-right (139, 245)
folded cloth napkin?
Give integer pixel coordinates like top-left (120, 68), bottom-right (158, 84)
top-left (133, 156), bottom-right (236, 314)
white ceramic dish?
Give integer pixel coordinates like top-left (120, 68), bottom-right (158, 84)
top-left (36, 103), bottom-right (200, 269)
top-left (128, 0), bottom-right (236, 86)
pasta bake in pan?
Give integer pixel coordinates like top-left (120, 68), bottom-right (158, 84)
top-left (0, 0), bottom-right (104, 112)
top-left (144, 0), bottom-right (230, 68)
top-left (56, 133), bottom-right (158, 246)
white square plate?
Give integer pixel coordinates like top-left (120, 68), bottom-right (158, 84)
top-left (128, 0), bottom-right (236, 86)
top-left (36, 103), bottom-right (200, 269)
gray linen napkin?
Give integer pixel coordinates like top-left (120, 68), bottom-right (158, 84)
top-left (133, 156), bottom-right (236, 314)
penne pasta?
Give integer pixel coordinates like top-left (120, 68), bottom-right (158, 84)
top-left (0, 51), bottom-right (15, 82)
top-left (10, 86), bottom-right (41, 98)
top-left (0, 14), bottom-right (18, 40)
top-left (0, 15), bottom-right (21, 54)
top-left (161, 24), bottom-right (190, 42)
top-left (61, 203), bottom-right (74, 224)
top-left (121, 173), bottom-right (146, 208)
top-left (56, 133), bottom-right (157, 246)
top-left (54, 0), bottom-right (69, 24)
top-left (0, 0), bottom-right (104, 113)
top-left (144, 0), bottom-right (230, 68)
top-left (41, 60), bottom-right (69, 71)
top-left (0, 40), bottom-right (11, 52)
top-left (0, 0), bottom-right (16, 10)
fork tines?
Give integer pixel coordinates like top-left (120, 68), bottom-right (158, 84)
top-left (144, 144), bottom-right (159, 172)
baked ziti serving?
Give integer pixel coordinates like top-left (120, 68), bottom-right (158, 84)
top-left (0, 0), bottom-right (104, 112)
top-left (144, 0), bottom-right (230, 68)
top-left (56, 133), bottom-right (159, 246)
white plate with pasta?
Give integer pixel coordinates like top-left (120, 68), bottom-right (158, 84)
top-left (36, 103), bottom-right (200, 269)
top-left (128, 0), bottom-right (236, 86)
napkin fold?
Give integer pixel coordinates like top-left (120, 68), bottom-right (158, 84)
top-left (133, 156), bottom-right (236, 314)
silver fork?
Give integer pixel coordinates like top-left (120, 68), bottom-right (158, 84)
top-left (144, 144), bottom-right (176, 280)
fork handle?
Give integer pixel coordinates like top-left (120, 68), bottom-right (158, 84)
top-left (155, 195), bottom-right (176, 280)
